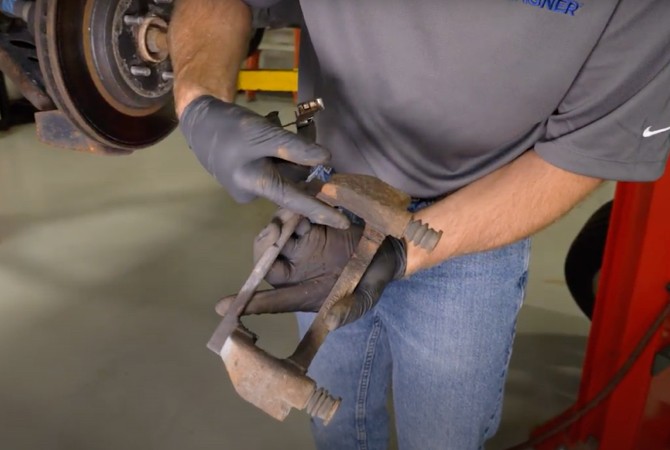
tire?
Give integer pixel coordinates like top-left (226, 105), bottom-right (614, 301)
top-left (564, 200), bottom-right (613, 319)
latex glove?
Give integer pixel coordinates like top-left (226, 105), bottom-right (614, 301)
top-left (179, 96), bottom-right (348, 229)
top-left (216, 209), bottom-right (407, 330)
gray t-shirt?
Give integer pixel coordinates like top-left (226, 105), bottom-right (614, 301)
top-left (249, 0), bottom-right (670, 198)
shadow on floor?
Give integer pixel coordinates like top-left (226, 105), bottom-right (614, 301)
top-left (0, 175), bottom-right (593, 450)
top-left (0, 188), bottom-right (312, 450)
top-left (489, 306), bottom-right (589, 449)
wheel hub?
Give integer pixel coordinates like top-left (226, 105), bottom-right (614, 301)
top-left (86, 0), bottom-right (173, 114)
top-left (35, 0), bottom-right (177, 152)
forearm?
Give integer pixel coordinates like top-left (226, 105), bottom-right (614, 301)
top-left (169, 0), bottom-right (252, 116)
top-left (406, 150), bottom-right (602, 275)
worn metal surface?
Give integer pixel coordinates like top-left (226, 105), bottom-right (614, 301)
top-left (289, 224), bottom-right (386, 370)
top-left (0, 21), bottom-right (53, 111)
top-left (211, 173), bottom-right (443, 425)
top-left (289, 174), bottom-right (441, 369)
top-left (137, 16), bottom-right (169, 63)
top-left (295, 98), bottom-right (324, 128)
top-left (34, 110), bottom-right (130, 154)
top-left (208, 100), bottom-right (325, 354)
top-left (33, 0), bottom-right (176, 153)
top-left (85, 1), bottom-right (174, 114)
top-left (207, 213), bottom-right (301, 355)
top-left (319, 174), bottom-right (442, 250)
top-left (221, 328), bottom-right (340, 424)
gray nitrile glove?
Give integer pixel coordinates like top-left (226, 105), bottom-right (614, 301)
top-left (216, 209), bottom-right (407, 330)
top-left (179, 96), bottom-right (348, 229)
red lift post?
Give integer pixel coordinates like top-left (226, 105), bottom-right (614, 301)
top-left (532, 168), bottom-right (670, 449)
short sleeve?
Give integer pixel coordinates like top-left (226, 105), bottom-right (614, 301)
top-left (535, 0), bottom-right (670, 182)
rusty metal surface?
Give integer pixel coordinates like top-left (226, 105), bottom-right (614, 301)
top-left (0, 23), bottom-right (53, 111)
top-left (289, 225), bottom-right (386, 370)
top-left (319, 174), bottom-right (442, 250)
top-left (288, 174), bottom-right (440, 369)
top-left (222, 328), bottom-right (340, 424)
top-left (84, 0), bottom-right (173, 115)
top-left (319, 174), bottom-right (412, 238)
top-left (207, 214), bottom-right (301, 355)
top-left (137, 16), bottom-right (169, 63)
top-left (35, 110), bottom-right (131, 155)
top-left (33, 0), bottom-right (176, 153)
top-left (210, 173), bottom-right (444, 425)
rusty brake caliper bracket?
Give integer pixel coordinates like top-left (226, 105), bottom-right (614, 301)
top-left (207, 173), bottom-right (443, 425)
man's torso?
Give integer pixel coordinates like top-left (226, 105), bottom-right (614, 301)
top-left (296, 0), bottom-right (619, 197)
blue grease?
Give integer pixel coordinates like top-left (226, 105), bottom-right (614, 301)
top-left (306, 165), bottom-right (333, 183)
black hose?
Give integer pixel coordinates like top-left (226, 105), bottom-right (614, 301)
top-left (505, 295), bottom-right (670, 450)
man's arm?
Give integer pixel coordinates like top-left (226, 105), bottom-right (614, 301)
top-left (169, 0), bottom-right (252, 117)
top-left (168, 0), bottom-right (348, 228)
top-left (406, 150), bottom-right (602, 275)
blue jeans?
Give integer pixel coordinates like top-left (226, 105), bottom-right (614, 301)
top-left (297, 238), bottom-right (530, 450)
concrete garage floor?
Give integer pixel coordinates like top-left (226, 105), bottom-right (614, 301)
top-left (0, 95), bottom-right (614, 450)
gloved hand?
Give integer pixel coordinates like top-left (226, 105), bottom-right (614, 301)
top-left (216, 209), bottom-right (407, 330)
top-left (179, 96), bottom-right (348, 229)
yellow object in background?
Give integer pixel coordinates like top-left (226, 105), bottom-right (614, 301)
top-left (237, 70), bottom-right (299, 93)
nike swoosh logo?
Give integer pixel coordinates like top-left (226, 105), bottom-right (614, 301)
top-left (643, 125), bottom-right (670, 138)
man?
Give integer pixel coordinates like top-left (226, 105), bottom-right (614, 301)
top-left (170, 1), bottom-right (670, 448)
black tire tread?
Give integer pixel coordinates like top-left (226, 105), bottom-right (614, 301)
top-left (564, 200), bottom-right (613, 319)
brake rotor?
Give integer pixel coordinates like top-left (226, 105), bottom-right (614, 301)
top-left (34, 0), bottom-right (177, 152)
